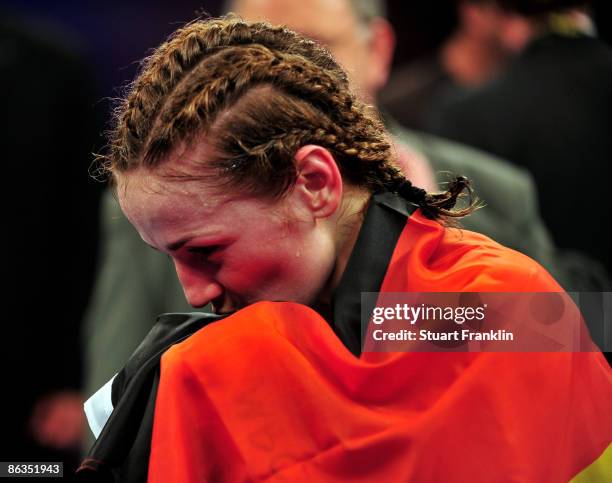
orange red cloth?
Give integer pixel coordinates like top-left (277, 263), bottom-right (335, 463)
top-left (148, 211), bottom-right (612, 482)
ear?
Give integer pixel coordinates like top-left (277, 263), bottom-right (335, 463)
top-left (292, 145), bottom-right (343, 219)
top-left (366, 18), bottom-right (396, 94)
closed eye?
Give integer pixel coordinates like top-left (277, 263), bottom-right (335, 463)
top-left (187, 245), bottom-right (222, 259)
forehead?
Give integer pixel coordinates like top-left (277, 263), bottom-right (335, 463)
top-left (115, 139), bottom-right (226, 232)
top-left (117, 169), bottom-right (216, 229)
top-left (234, 0), bottom-right (358, 41)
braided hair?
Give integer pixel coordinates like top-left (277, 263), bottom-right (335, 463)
top-left (100, 15), bottom-right (478, 219)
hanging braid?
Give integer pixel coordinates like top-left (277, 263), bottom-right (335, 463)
top-left (386, 176), bottom-right (479, 220)
top-left (100, 14), bottom-right (478, 218)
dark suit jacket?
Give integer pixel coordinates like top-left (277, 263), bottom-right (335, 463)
top-left (428, 34), bottom-right (612, 275)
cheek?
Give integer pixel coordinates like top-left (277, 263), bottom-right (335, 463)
top-left (222, 246), bottom-right (289, 293)
top-left (219, 218), bottom-right (332, 301)
top-left (243, 257), bottom-right (285, 287)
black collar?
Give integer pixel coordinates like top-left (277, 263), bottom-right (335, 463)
top-left (332, 191), bottom-right (417, 356)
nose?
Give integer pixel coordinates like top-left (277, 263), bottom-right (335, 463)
top-left (173, 259), bottom-right (223, 308)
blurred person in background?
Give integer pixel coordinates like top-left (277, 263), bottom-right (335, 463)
top-left (82, 0), bottom-right (610, 428)
top-left (381, 0), bottom-right (513, 130)
top-left (427, 0), bottom-right (612, 278)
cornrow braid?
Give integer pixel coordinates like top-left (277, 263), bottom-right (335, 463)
top-left (144, 45), bottom-right (362, 161)
top-left (101, 14), bottom-right (478, 220)
top-left (107, 15), bottom-right (348, 171)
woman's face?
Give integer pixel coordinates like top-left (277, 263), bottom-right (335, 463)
top-left (117, 166), bottom-right (338, 313)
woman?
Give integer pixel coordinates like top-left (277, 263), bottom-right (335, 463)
top-left (79, 16), bottom-right (611, 483)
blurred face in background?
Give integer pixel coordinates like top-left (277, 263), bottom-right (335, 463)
top-left (459, 1), bottom-right (508, 48)
top-left (233, 0), bottom-right (395, 103)
top-left (458, 1), bottom-right (537, 54)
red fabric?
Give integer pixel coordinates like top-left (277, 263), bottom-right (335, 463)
top-left (148, 211), bottom-right (612, 482)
